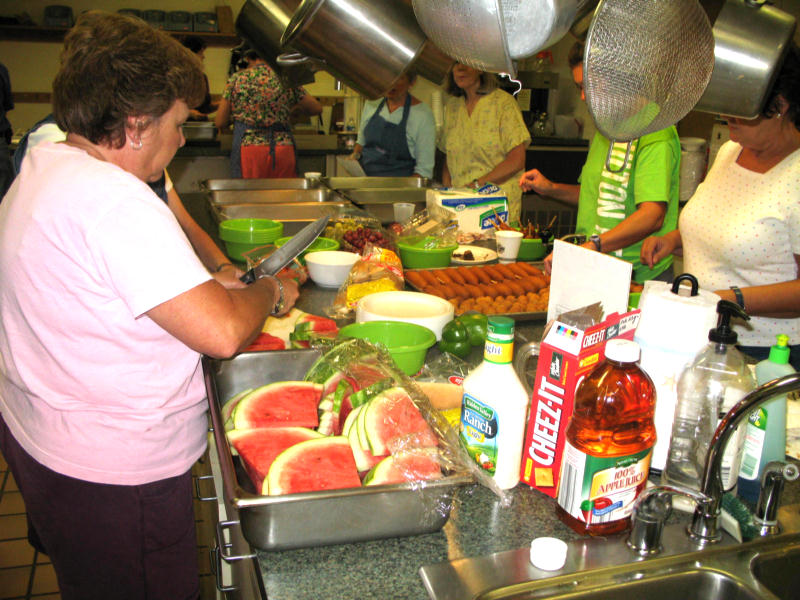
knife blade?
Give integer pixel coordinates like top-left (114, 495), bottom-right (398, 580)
top-left (240, 215), bottom-right (330, 284)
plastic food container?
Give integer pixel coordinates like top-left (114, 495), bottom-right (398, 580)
top-left (219, 218), bottom-right (283, 262)
top-left (337, 320), bottom-right (436, 375)
top-left (304, 250), bottom-right (360, 288)
top-left (517, 238), bottom-right (547, 261)
top-left (356, 291), bottom-right (454, 340)
top-left (396, 241), bottom-right (458, 269)
top-left (274, 236), bottom-right (340, 263)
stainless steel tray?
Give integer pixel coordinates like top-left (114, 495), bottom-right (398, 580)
top-left (404, 266), bottom-right (548, 321)
top-left (203, 349), bottom-right (471, 551)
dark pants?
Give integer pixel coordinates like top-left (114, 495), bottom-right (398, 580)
top-left (0, 139), bottom-right (13, 200)
top-left (0, 413), bottom-right (200, 600)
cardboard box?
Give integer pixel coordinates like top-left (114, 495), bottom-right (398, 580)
top-left (520, 310), bottom-right (641, 497)
top-left (426, 188), bottom-right (508, 237)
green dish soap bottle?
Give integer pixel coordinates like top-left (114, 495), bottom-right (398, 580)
top-left (738, 334), bottom-right (794, 502)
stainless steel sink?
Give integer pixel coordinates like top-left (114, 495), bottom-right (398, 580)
top-left (420, 505), bottom-right (800, 600)
top-left (477, 569), bottom-right (760, 600)
top-left (326, 176), bottom-right (429, 188)
top-left (751, 546), bottom-right (800, 600)
top-left (202, 178), bottom-right (316, 192)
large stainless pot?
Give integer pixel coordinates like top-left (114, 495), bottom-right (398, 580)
top-left (280, 0), bottom-right (427, 99)
top-left (235, 0), bottom-right (316, 86)
top-left (694, 0), bottom-right (796, 118)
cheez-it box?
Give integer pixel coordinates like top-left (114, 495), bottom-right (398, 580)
top-left (520, 310), bottom-right (641, 497)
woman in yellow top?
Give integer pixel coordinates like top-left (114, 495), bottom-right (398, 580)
top-left (439, 63), bottom-right (531, 224)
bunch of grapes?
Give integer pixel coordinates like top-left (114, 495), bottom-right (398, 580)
top-left (342, 227), bottom-right (391, 252)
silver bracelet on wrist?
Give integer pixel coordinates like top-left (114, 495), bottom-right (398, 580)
top-left (265, 275), bottom-right (285, 315)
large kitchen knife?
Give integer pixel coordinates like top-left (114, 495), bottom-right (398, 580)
top-left (240, 215), bottom-right (330, 284)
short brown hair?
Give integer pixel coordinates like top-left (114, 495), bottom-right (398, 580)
top-left (53, 11), bottom-right (205, 148)
top-left (444, 65), bottom-right (498, 97)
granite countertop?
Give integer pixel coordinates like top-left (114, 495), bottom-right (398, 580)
top-left (251, 281), bottom-right (800, 600)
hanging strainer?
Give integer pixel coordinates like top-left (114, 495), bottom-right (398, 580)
top-left (411, 0), bottom-right (515, 75)
top-left (584, 0), bottom-right (714, 169)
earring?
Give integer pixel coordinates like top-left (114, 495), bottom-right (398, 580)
top-left (130, 138), bottom-right (143, 151)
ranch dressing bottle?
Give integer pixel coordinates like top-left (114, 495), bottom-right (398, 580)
top-left (459, 316), bottom-right (529, 489)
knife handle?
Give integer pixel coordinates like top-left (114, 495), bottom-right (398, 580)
top-left (240, 270), bottom-right (256, 284)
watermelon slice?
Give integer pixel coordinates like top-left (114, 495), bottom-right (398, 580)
top-left (344, 405), bottom-right (387, 472)
top-left (294, 314), bottom-right (338, 335)
top-left (317, 378), bottom-right (352, 436)
top-left (348, 377), bottom-right (394, 409)
top-left (244, 332), bottom-right (286, 352)
top-left (265, 436), bottom-right (361, 495)
top-left (233, 381), bottom-right (323, 430)
top-left (364, 387), bottom-right (438, 456)
top-left (363, 449), bottom-right (443, 486)
top-left (221, 388), bottom-right (253, 432)
top-left (227, 427), bottom-right (322, 493)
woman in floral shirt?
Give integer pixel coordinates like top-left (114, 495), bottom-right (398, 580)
top-left (216, 51), bottom-right (322, 178)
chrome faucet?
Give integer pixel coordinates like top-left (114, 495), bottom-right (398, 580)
top-left (629, 372), bottom-right (800, 553)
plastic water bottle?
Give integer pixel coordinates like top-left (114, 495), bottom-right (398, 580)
top-left (737, 334), bottom-right (794, 502)
top-left (662, 300), bottom-right (755, 491)
top-left (555, 339), bottom-right (656, 536)
top-left (459, 316), bottom-right (529, 490)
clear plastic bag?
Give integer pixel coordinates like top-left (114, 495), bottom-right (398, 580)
top-left (328, 245), bottom-right (404, 318)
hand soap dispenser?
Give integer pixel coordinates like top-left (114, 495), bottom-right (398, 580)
top-left (662, 299), bottom-right (756, 492)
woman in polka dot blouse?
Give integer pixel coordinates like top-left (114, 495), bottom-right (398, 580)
top-left (641, 44), bottom-right (800, 369)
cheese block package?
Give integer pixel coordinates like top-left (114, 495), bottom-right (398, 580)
top-left (426, 186), bottom-right (509, 241)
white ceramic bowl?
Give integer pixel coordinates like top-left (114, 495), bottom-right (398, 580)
top-left (356, 291), bottom-right (455, 340)
top-left (304, 250), bottom-right (360, 288)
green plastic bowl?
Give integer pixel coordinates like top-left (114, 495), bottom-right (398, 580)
top-left (219, 218), bottom-right (283, 244)
top-left (337, 320), bottom-right (436, 375)
top-left (274, 236), bottom-right (340, 262)
top-left (517, 237), bottom-right (547, 261)
top-left (397, 241), bottom-right (458, 269)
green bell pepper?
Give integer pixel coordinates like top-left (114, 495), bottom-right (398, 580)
top-left (460, 313), bottom-right (488, 347)
top-left (439, 318), bottom-right (471, 358)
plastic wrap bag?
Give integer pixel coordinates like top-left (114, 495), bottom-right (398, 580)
top-left (396, 205), bottom-right (458, 249)
top-left (303, 339), bottom-right (512, 512)
top-left (322, 204), bottom-right (396, 253)
top-left (328, 245), bottom-right (404, 318)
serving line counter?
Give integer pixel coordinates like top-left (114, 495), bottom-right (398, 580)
top-left (200, 281), bottom-right (800, 600)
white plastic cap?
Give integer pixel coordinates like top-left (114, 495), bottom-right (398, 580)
top-left (604, 338), bottom-right (641, 363)
top-left (529, 537), bottom-right (568, 571)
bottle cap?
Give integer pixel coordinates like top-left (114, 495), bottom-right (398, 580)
top-left (768, 334), bottom-right (791, 365)
top-left (487, 316), bottom-right (514, 336)
top-left (604, 338), bottom-right (640, 363)
top-left (529, 537), bottom-right (568, 571)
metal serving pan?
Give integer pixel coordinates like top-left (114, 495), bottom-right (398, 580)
top-left (203, 349), bottom-right (471, 551)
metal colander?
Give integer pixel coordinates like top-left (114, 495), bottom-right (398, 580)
top-left (584, 0), bottom-right (715, 143)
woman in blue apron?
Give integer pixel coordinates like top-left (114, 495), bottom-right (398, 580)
top-left (351, 72), bottom-right (436, 179)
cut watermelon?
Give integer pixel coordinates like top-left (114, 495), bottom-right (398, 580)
top-left (363, 449), bottom-right (443, 486)
top-left (265, 436), bottom-right (361, 495)
top-left (232, 381), bottom-right (322, 430)
top-left (317, 378), bottom-right (353, 436)
top-left (341, 404), bottom-right (361, 438)
top-left (244, 332), bottom-right (286, 352)
top-left (227, 427), bottom-right (322, 493)
top-left (221, 388), bottom-right (253, 432)
top-left (364, 387), bottom-right (438, 456)
top-left (294, 314), bottom-right (338, 334)
top-left (348, 416), bottom-right (387, 473)
top-left (349, 377), bottom-right (394, 409)
top-left (356, 397), bottom-right (370, 451)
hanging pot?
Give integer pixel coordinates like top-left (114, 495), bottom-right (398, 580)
top-left (411, 40), bottom-right (456, 86)
top-left (694, 0), bottom-right (796, 118)
top-left (280, 0), bottom-right (427, 99)
top-left (236, 0), bottom-right (305, 72)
